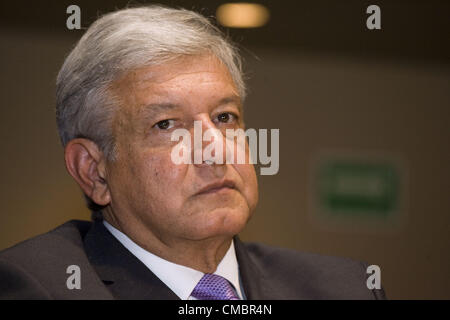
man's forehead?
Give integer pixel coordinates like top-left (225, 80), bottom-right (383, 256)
top-left (114, 54), bottom-right (233, 89)
top-left (110, 54), bottom-right (241, 110)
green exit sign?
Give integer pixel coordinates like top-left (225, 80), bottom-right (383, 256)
top-left (317, 161), bottom-right (400, 218)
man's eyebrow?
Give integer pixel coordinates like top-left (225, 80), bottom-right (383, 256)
top-left (218, 95), bottom-right (243, 112)
top-left (140, 95), bottom-right (242, 117)
top-left (139, 103), bottom-right (180, 118)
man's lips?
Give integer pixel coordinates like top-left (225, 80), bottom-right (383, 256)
top-left (195, 180), bottom-right (237, 195)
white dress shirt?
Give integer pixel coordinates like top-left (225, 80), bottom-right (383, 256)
top-left (103, 220), bottom-right (244, 300)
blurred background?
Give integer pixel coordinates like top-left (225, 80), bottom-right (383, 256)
top-left (0, 0), bottom-right (449, 299)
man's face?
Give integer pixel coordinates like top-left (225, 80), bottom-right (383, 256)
top-left (105, 54), bottom-right (258, 243)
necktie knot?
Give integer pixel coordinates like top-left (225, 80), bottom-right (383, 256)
top-left (191, 273), bottom-right (240, 300)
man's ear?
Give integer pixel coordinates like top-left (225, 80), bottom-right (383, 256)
top-left (64, 138), bottom-right (111, 207)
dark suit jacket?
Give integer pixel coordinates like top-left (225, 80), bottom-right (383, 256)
top-left (0, 219), bottom-right (386, 299)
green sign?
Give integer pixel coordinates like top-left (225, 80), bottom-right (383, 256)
top-left (317, 161), bottom-right (399, 218)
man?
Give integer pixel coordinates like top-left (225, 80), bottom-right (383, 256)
top-left (0, 5), bottom-right (385, 300)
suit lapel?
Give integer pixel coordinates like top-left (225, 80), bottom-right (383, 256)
top-left (83, 219), bottom-right (179, 300)
top-left (83, 219), bottom-right (277, 300)
top-left (234, 236), bottom-right (284, 300)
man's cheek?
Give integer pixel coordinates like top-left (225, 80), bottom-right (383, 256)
top-left (145, 156), bottom-right (185, 187)
top-left (236, 163), bottom-right (257, 183)
top-left (240, 165), bottom-right (258, 208)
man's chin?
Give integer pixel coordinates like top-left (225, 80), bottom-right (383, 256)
top-left (188, 207), bottom-right (250, 240)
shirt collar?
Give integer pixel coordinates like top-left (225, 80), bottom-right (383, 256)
top-left (103, 220), bottom-right (243, 300)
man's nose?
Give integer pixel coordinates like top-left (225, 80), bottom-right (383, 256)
top-left (191, 115), bottom-right (227, 167)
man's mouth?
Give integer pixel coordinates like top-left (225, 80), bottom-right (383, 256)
top-left (196, 180), bottom-right (237, 195)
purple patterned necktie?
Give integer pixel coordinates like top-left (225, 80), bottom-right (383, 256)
top-left (191, 273), bottom-right (240, 300)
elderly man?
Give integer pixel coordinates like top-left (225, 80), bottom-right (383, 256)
top-left (0, 5), bottom-right (385, 300)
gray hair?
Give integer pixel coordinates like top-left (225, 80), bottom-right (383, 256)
top-left (56, 5), bottom-right (246, 160)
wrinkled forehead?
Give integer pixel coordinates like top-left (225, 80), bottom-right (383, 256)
top-left (108, 53), bottom-right (241, 127)
top-left (111, 54), bottom-right (237, 99)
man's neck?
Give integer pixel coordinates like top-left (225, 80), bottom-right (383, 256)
top-left (102, 211), bottom-right (232, 273)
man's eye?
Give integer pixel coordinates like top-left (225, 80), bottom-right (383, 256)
top-left (154, 119), bottom-right (174, 130)
top-left (217, 112), bottom-right (237, 123)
